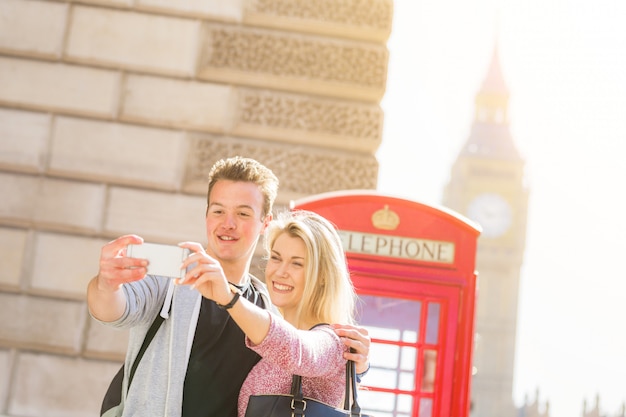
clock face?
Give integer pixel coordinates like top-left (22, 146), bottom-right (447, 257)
top-left (467, 193), bottom-right (513, 238)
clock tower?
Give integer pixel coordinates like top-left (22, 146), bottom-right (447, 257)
top-left (443, 46), bottom-right (529, 417)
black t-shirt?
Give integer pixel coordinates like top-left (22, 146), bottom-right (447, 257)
top-left (182, 281), bottom-right (265, 417)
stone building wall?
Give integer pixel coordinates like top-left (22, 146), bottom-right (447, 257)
top-left (0, 1), bottom-right (392, 415)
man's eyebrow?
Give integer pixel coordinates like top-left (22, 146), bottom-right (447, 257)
top-left (208, 202), bottom-right (255, 211)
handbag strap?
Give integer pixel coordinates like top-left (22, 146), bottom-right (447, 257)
top-left (347, 357), bottom-right (364, 416)
top-left (127, 310), bottom-right (166, 390)
top-left (342, 349), bottom-right (365, 416)
top-left (344, 361), bottom-right (351, 410)
top-left (290, 373), bottom-right (306, 416)
top-left (290, 357), bottom-right (364, 416)
top-left (289, 323), bottom-right (365, 416)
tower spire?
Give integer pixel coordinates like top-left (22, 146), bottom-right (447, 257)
top-left (479, 45), bottom-right (508, 97)
top-left (459, 42), bottom-right (521, 161)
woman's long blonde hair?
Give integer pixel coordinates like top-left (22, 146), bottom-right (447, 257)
top-left (264, 210), bottom-right (356, 328)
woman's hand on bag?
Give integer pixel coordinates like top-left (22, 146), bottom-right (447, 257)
top-left (331, 324), bottom-right (371, 375)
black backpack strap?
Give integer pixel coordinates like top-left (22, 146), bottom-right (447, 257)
top-left (127, 311), bottom-right (166, 388)
top-left (100, 306), bottom-right (168, 415)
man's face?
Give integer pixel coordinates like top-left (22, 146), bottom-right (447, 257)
top-left (205, 180), bottom-right (269, 266)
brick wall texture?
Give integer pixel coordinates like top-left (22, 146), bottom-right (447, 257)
top-left (0, 0), bottom-right (392, 416)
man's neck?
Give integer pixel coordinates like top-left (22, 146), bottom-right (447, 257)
top-left (220, 262), bottom-right (251, 287)
top-left (205, 246), bottom-right (252, 287)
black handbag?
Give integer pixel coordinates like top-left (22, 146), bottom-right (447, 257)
top-left (100, 312), bottom-right (165, 416)
top-left (244, 357), bottom-right (371, 417)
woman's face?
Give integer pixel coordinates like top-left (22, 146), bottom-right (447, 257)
top-left (265, 233), bottom-right (307, 319)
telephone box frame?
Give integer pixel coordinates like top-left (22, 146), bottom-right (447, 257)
top-left (291, 190), bottom-right (480, 417)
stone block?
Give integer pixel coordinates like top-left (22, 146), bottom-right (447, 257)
top-left (0, 56), bottom-right (121, 117)
top-left (231, 88), bottom-right (383, 153)
top-left (0, 227), bottom-right (28, 289)
top-left (66, 6), bottom-right (200, 77)
top-left (8, 352), bottom-right (122, 417)
top-left (49, 116), bottom-right (188, 190)
top-left (196, 23), bottom-right (388, 102)
top-left (0, 349), bottom-right (11, 411)
top-left (0, 0), bottom-right (68, 58)
top-left (30, 233), bottom-right (106, 299)
top-left (84, 319), bottom-right (129, 361)
top-left (104, 186), bottom-right (206, 243)
top-left (0, 172), bottom-right (39, 225)
top-left (75, 0), bottom-right (132, 6)
top-left (183, 135), bottom-right (378, 197)
top-left (0, 173), bottom-right (108, 232)
top-left (243, 0), bottom-right (393, 43)
top-left (0, 293), bottom-right (86, 353)
top-left (0, 108), bottom-right (50, 173)
top-left (33, 178), bottom-right (106, 233)
top-left (137, 0), bottom-right (244, 22)
top-left (120, 74), bottom-right (233, 132)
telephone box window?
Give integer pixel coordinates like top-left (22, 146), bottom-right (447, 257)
top-left (426, 303), bottom-right (440, 344)
top-left (420, 398), bottom-right (433, 417)
top-left (356, 294), bottom-right (444, 416)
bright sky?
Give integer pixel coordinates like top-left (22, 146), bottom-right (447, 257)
top-left (376, 1), bottom-right (626, 417)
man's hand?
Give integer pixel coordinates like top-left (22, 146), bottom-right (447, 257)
top-left (177, 242), bottom-right (232, 306)
top-left (332, 324), bottom-right (371, 375)
top-left (95, 234), bottom-right (149, 291)
top-left (88, 234), bottom-right (148, 322)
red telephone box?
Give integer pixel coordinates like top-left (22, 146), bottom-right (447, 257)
top-left (291, 191), bottom-right (480, 417)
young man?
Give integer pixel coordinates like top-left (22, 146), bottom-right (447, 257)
top-left (87, 157), bottom-right (370, 417)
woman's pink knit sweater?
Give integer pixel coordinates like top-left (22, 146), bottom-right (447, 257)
top-left (238, 313), bottom-right (348, 417)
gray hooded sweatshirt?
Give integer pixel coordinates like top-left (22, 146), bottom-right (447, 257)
top-left (95, 274), bottom-right (274, 417)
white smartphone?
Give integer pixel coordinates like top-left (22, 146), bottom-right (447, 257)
top-left (127, 243), bottom-right (191, 279)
